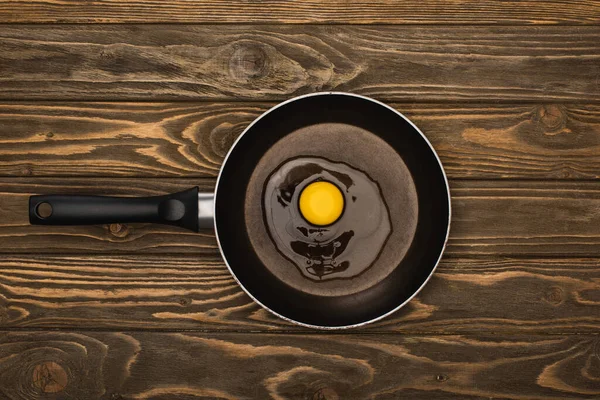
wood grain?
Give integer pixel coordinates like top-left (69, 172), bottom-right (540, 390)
top-left (1, 0), bottom-right (598, 396)
top-left (1, 0), bottom-right (600, 24)
top-left (1, 331), bottom-right (599, 399)
top-left (3, 178), bottom-right (600, 256)
top-left (0, 255), bottom-right (598, 334)
top-left (0, 25), bottom-right (598, 101)
top-left (3, 102), bottom-right (600, 179)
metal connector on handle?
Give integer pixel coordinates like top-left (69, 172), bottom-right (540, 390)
top-left (198, 192), bottom-right (215, 230)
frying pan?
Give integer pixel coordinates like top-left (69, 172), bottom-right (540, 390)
top-left (29, 92), bottom-right (451, 329)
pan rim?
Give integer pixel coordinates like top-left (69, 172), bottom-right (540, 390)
top-left (214, 91), bottom-right (451, 330)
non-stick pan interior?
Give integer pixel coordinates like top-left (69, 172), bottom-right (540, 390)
top-left (215, 93), bottom-right (450, 328)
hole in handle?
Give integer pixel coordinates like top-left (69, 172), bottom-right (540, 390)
top-left (36, 202), bottom-right (53, 219)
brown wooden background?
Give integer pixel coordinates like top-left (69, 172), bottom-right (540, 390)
top-left (0, 1), bottom-right (599, 399)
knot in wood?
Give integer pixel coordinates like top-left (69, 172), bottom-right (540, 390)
top-left (109, 223), bottom-right (130, 238)
top-left (206, 120), bottom-right (244, 159)
top-left (543, 286), bottom-right (563, 305)
top-left (312, 387), bottom-right (338, 400)
top-left (32, 361), bottom-right (68, 393)
top-left (178, 298), bottom-right (191, 307)
top-left (436, 374), bottom-right (449, 382)
top-left (536, 105), bottom-right (567, 134)
top-left (229, 43), bottom-right (269, 80)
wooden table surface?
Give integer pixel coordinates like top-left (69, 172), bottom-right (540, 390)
top-left (1, 2), bottom-right (599, 399)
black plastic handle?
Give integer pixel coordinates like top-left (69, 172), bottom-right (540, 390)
top-left (29, 187), bottom-right (200, 232)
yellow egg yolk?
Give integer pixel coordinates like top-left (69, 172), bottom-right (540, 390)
top-left (298, 181), bottom-right (344, 226)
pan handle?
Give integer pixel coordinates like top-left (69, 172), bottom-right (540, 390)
top-left (29, 187), bottom-right (208, 232)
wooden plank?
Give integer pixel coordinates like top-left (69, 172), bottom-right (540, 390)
top-left (3, 178), bottom-right (600, 256)
top-left (449, 180), bottom-right (600, 256)
top-left (3, 102), bottom-right (600, 180)
top-left (1, 0), bottom-right (600, 25)
top-left (0, 25), bottom-right (598, 102)
top-left (0, 331), bottom-right (598, 399)
top-left (0, 255), bottom-right (598, 334)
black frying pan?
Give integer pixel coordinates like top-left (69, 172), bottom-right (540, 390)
top-left (29, 93), bottom-right (450, 329)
